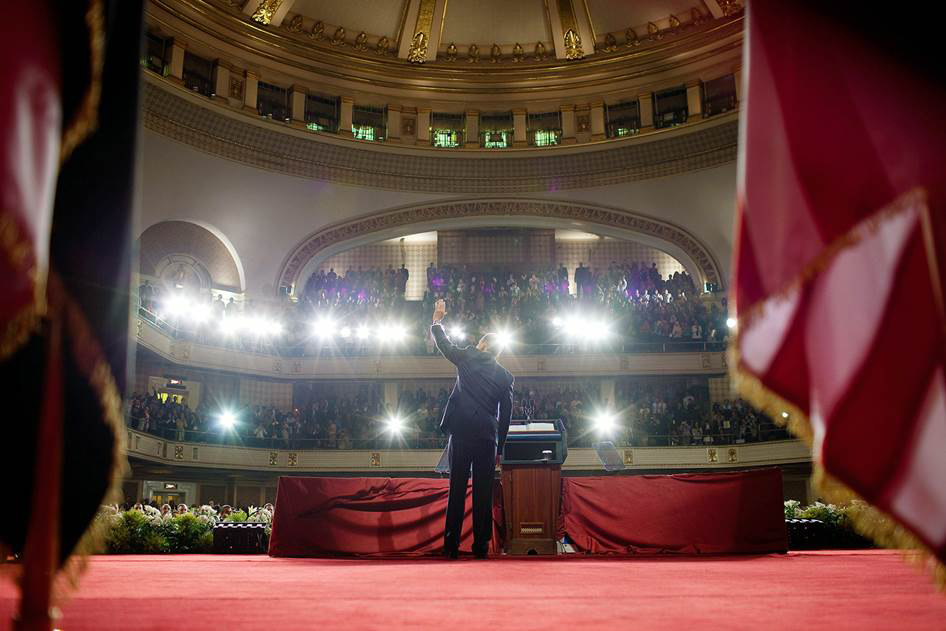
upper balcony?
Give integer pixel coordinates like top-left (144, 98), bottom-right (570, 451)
top-left (136, 308), bottom-right (728, 379)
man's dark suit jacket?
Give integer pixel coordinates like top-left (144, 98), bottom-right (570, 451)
top-left (431, 324), bottom-right (514, 451)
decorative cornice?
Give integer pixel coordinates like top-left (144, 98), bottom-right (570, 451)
top-left (277, 199), bottom-right (724, 292)
top-left (142, 79), bottom-right (739, 193)
top-left (147, 0), bottom-right (743, 99)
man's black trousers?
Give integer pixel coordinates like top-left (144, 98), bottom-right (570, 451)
top-left (444, 435), bottom-right (496, 554)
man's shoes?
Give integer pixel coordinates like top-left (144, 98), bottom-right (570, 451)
top-left (473, 548), bottom-right (488, 559)
top-left (443, 547), bottom-right (459, 560)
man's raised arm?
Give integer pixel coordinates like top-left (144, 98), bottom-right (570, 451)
top-left (431, 299), bottom-right (464, 366)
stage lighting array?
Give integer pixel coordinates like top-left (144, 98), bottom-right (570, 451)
top-left (305, 317), bottom-right (411, 345)
top-left (157, 295), bottom-right (283, 337)
top-left (551, 313), bottom-right (612, 344)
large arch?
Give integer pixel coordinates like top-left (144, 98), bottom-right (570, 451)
top-left (277, 199), bottom-right (724, 295)
top-left (139, 220), bottom-right (246, 293)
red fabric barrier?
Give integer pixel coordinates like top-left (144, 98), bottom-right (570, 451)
top-left (561, 469), bottom-right (788, 555)
top-left (269, 477), bottom-right (503, 557)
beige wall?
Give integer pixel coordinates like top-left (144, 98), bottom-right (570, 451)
top-left (138, 128), bottom-right (736, 299)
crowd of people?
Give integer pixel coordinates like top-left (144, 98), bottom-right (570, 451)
top-left (127, 377), bottom-right (784, 450)
top-left (617, 379), bottom-right (788, 446)
top-left (106, 499), bottom-right (273, 525)
top-left (137, 260), bottom-right (729, 357)
top-left (420, 261), bottom-right (727, 349)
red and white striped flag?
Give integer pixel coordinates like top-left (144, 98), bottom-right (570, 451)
top-left (732, 0), bottom-right (946, 574)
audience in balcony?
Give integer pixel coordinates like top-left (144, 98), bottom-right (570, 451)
top-left (137, 259), bottom-right (727, 356)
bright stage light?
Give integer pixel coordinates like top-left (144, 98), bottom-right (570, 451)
top-left (339, 326), bottom-right (352, 339)
top-left (385, 415), bottom-right (404, 433)
top-left (188, 304), bottom-right (210, 323)
top-left (264, 319), bottom-right (283, 336)
top-left (726, 317), bottom-right (737, 329)
top-left (449, 325), bottom-right (465, 340)
top-left (377, 322), bottom-right (406, 343)
top-left (781, 411), bottom-right (790, 419)
top-left (587, 319), bottom-right (610, 343)
top-left (312, 316), bottom-right (335, 340)
top-left (551, 316), bottom-right (563, 329)
top-left (356, 325), bottom-right (371, 340)
top-left (163, 294), bottom-right (189, 319)
top-left (495, 329), bottom-right (513, 349)
top-left (220, 316), bottom-right (243, 336)
top-left (218, 411), bottom-right (237, 429)
top-left (593, 411), bottom-right (617, 434)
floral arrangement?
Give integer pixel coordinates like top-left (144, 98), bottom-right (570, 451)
top-left (97, 503), bottom-right (272, 554)
top-left (784, 500), bottom-right (872, 549)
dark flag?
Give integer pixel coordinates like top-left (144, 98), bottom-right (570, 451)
top-left (0, 0), bottom-right (144, 626)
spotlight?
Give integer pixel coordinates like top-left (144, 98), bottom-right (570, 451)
top-left (220, 316), bottom-right (243, 336)
top-left (218, 411), bottom-right (237, 429)
top-left (259, 318), bottom-right (283, 336)
top-left (378, 322), bottom-right (406, 344)
top-left (356, 325), bottom-right (371, 340)
top-left (312, 316), bottom-right (335, 340)
top-left (551, 316), bottom-right (563, 328)
top-left (781, 411), bottom-right (789, 419)
top-left (587, 319), bottom-right (610, 343)
top-left (188, 304), bottom-right (210, 323)
top-left (163, 295), bottom-right (189, 319)
top-left (593, 411), bottom-right (617, 434)
top-left (339, 326), bottom-right (352, 339)
top-left (495, 329), bottom-right (513, 349)
top-left (726, 317), bottom-right (737, 329)
top-left (385, 415), bottom-right (404, 433)
top-left (449, 325), bottom-right (465, 340)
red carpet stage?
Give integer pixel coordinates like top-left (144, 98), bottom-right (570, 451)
top-left (270, 470), bottom-right (786, 557)
top-left (562, 469), bottom-right (788, 554)
top-left (3, 551), bottom-right (946, 630)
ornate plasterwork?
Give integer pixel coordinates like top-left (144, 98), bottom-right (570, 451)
top-left (142, 80), bottom-right (738, 193)
top-left (277, 200), bottom-right (723, 293)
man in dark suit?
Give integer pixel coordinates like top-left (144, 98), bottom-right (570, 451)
top-left (431, 299), bottom-right (514, 559)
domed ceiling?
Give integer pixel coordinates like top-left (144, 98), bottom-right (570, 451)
top-left (229, 0), bottom-right (742, 64)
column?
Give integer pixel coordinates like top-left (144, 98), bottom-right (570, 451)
top-left (512, 108), bottom-right (527, 147)
top-left (212, 61), bottom-right (230, 104)
top-left (339, 96), bottom-right (354, 136)
top-left (464, 110), bottom-right (480, 148)
top-left (590, 101), bottom-right (605, 141)
top-left (243, 70), bottom-right (258, 113)
top-left (416, 107), bottom-right (431, 145)
top-left (638, 92), bottom-right (654, 130)
top-left (734, 68), bottom-right (743, 103)
top-left (386, 104), bottom-right (402, 142)
top-left (168, 39), bottom-right (186, 83)
top-left (560, 104), bottom-right (576, 144)
top-left (599, 379), bottom-right (616, 409)
top-left (686, 81), bottom-right (703, 121)
top-left (290, 84), bottom-right (307, 126)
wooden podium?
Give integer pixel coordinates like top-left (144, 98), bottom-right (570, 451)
top-left (500, 419), bottom-right (567, 555)
top-left (501, 464), bottom-right (561, 555)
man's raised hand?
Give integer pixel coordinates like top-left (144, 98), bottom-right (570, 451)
top-left (433, 298), bottom-right (446, 324)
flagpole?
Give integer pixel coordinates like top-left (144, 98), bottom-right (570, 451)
top-left (14, 319), bottom-right (64, 631)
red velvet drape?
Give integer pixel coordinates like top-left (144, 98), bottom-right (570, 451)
top-left (269, 477), bottom-right (504, 557)
top-left (561, 469), bottom-right (788, 554)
